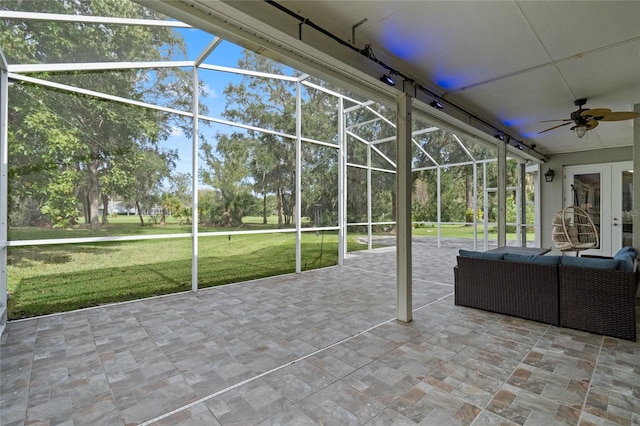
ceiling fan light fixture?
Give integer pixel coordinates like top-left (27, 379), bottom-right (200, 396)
top-left (573, 124), bottom-right (588, 138)
top-left (539, 99), bottom-right (638, 137)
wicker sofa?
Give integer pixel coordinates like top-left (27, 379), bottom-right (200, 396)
top-left (454, 249), bottom-right (639, 341)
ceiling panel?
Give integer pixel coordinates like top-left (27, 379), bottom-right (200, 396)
top-left (153, 0), bottom-right (640, 157)
top-left (518, 1), bottom-right (640, 59)
top-left (555, 41), bottom-right (640, 106)
top-left (446, 66), bottom-right (573, 131)
top-left (273, 0), bottom-right (640, 156)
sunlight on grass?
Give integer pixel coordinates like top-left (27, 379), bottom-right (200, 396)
top-left (7, 218), bottom-right (532, 320)
top-left (7, 227), bottom-right (366, 319)
top-left (412, 224), bottom-right (533, 241)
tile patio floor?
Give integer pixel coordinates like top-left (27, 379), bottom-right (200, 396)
top-left (1, 239), bottom-right (640, 425)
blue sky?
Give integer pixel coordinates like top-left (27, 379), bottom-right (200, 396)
top-left (162, 26), bottom-right (309, 179)
top-left (163, 25), bottom-right (304, 180)
top-left (164, 27), bottom-right (247, 177)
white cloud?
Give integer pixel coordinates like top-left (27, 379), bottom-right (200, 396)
top-left (170, 126), bottom-right (184, 137)
top-left (202, 83), bottom-right (217, 98)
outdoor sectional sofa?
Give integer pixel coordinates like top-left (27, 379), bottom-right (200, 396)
top-left (454, 248), bottom-right (640, 341)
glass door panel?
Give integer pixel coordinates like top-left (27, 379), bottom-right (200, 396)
top-left (564, 164), bottom-right (609, 256)
top-left (564, 162), bottom-right (631, 256)
top-left (571, 172), bottom-right (601, 248)
top-left (612, 162), bottom-right (633, 251)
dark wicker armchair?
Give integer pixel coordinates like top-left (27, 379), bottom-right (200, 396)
top-left (559, 261), bottom-right (639, 341)
top-left (455, 256), bottom-right (560, 326)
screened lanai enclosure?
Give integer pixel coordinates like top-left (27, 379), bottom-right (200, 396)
top-left (0, 1), bottom-right (542, 330)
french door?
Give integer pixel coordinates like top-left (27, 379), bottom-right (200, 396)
top-left (563, 162), bottom-right (632, 256)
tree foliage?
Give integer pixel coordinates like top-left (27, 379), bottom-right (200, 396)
top-left (200, 50), bottom-right (340, 228)
top-left (1, 0), bottom-right (196, 229)
top-left (0, 1), bottom-right (524, 234)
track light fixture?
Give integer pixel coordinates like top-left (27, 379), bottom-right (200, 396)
top-left (517, 142), bottom-right (524, 150)
top-left (263, 1), bottom-right (547, 161)
top-left (494, 132), bottom-right (505, 141)
top-left (380, 73), bottom-right (395, 86)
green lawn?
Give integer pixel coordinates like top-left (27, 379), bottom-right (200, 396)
top-left (7, 214), bottom-right (287, 240)
top-left (6, 218), bottom-right (531, 320)
top-left (7, 222), bottom-right (365, 319)
top-left (412, 224), bottom-right (533, 241)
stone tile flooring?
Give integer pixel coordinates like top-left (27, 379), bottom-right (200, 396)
top-left (2, 240), bottom-right (640, 425)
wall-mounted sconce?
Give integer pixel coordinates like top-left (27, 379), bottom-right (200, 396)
top-left (544, 168), bottom-right (555, 183)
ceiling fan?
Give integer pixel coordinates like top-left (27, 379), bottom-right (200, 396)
top-left (539, 98), bottom-right (640, 138)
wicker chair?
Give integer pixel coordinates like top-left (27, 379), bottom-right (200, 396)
top-left (552, 206), bottom-right (599, 255)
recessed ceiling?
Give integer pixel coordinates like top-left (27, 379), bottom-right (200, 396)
top-left (150, 0), bottom-right (640, 157)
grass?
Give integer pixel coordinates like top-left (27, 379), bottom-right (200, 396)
top-left (6, 218), bottom-right (531, 320)
top-left (412, 224), bottom-right (533, 241)
top-left (7, 214), bottom-right (285, 240)
top-left (7, 227), bottom-right (366, 320)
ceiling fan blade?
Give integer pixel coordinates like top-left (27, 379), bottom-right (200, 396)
top-left (598, 111), bottom-right (640, 121)
top-left (581, 108), bottom-right (611, 119)
top-left (586, 119), bottom-right (599, 130)
top-left (538, 121), bottom-right (573, 134)
top-left (539, 119), bottom-right (573, 123)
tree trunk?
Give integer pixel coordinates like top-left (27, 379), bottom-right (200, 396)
top-left (160, 207), bottom-right (166, 225)
top-left (101, 194), bottom-right (109, 225)
top-left (262, 191), bottom-right (267, 224)
top-left (83, 193), bottom-right (89, 225)
top-left (391, 190), bottom-right (397, 223)
top-left (87, 160), bottom-right (100, 231)
top-left (282, 193), bottom-right (290, 225)
top-left (276, 188), bottom-right (283, 228)
top-left (136, 200), bottom-right (145, 226)
top-left (465, 176), bottom-right (473, 210)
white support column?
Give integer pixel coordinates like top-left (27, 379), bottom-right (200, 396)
top-left (338, 97), bottom-right (345, 264)
top-left (367, 142), bottom-right (372, 250)
top-left (0, 49), bottom-right (8, 333)
top-left (483, 162), bottom-right (489, 251)
top-left (633, 104), bottom-right (640, 248)
top-left (497, 139), bottom-right (507, 247)
top-left (295, 80), bottom-right (302, 273)
top-left (396, 93), bottom-right (412, 323)
top-left (191, 67), bottom-right (199, 292)
top-left (437, 166), bottom-right (441, 248)
top-left (473, 162), bottom-right (478, 250)
top-left (519, 162), bottom-right (527, 246)
top-left (189, 38), bottom-right (221, 292)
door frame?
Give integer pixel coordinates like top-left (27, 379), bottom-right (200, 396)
top-left (611, 162), bottom-right (633, 251)
top-left (563, 161), bottom-right (632, 256)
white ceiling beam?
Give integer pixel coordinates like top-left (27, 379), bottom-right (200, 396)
top-left (0, 10), bottom-right (190, 27)
top-left (9, 61), bottom-right (193, 73)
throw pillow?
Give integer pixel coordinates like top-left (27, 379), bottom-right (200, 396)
top-left (504, 253), bottom-right (560, 265)
top-left (613, 246), bottom-right (638, 272)
top-left (458, 249), bottom-right (505, 260)
top-left (554, 213), bottom-right (570, 226)
top-left (567, 225), bottom-right (580, 244)
top-left (560, 256), bottom-right (619, 270)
